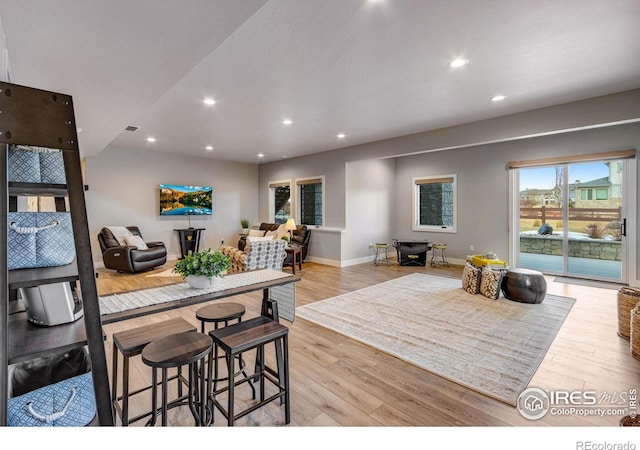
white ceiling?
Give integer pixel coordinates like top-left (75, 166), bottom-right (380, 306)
top-left (1, 0), bottom-right (639, 164)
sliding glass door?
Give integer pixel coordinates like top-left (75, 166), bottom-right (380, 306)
top-left (516, 160), bottom-right (627, 283)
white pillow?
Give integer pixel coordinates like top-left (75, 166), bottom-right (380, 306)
top-left (107, 226), bottom-right (134, 246)
top-left (124, 234), bottom-right (149, 250)
top-left (247, 229), bottom-right (266, 237)
top-left (265, 224), bottom-right (289, 240)
top-left (247, 236), bottom-right (274, 243)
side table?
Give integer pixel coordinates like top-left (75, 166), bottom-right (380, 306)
top-left (285, 245), bottom-right (302, 274)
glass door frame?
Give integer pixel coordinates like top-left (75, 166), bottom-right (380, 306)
top-left (509, 159), bottom-right (636, 284)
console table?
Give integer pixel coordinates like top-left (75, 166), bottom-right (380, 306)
top-left (174, 228), bottom-right (205, 258)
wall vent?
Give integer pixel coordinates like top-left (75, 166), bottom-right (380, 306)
top-left (125, 125), bottom-right (139, 132)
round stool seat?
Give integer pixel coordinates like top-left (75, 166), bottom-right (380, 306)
top-left (142, 332), bottom-right (212, 368)
top-left (501, 268), bottom-right (547, 304)
top-left (196, 302), bottom-right (245, 326)
top-left (142, 332), bottom-right (213, 427)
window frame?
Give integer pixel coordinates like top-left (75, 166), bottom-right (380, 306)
top-left (268, 179), bottom-right (292, 224)
top-left (412, 174), bottom-right (457, 233)
top-left (295, 175), bottom-right (325, 227)
top-left (595, 188), bottom-right (608, 200)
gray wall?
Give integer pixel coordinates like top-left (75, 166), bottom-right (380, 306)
top-left (344, 159), bottom-right (395, 264)
top-left (85, 147), bottom-right (258, 265)
top-left (258, 90), bottom-right (640, 282)
top-left (393, 123), bottom-right (640, 264)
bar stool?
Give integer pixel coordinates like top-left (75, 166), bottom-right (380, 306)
top-left (142, 331), bottom-right (213, 426)
top-left (195, 302), bottom-right (255, 397)
top-left (430, 243), bottom-right (449, 267)
top-left (111, 317), bottom-right (195, 426)
top-left (208, 300), bottom-right (290, 426)
top-left (374, 243), bottom-right (391, 266)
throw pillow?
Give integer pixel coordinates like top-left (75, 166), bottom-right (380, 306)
top-left (107, 226), bottom-right (134, 246)
top-left (462, 263), bottom-right (482, 294)
top-left (265, 223), bottom-right (289, 240)
top-left (246, 236), bottom-right (273, 243)
top-left (479, 266), bottom-right (503, 300)
top-left (247, 229), bottom-right (266, 237)
top-left (124, 234), bottom-right (148, 250)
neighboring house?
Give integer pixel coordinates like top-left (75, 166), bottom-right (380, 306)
top-left (572, 162), bottom-right (623, 208)
top-left (520, 188), bottom-right (560, 207)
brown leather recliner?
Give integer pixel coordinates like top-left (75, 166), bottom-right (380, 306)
top-left (97, 226), bottom-right (167, 273)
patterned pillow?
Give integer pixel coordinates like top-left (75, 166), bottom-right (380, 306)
top-left (462, 263), bottom-right (482, 294)
top-left (480, 266), bottom-right (503, 300)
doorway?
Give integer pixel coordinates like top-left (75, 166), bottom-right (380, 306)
top-left (514, 159), bottom-right (631, 283)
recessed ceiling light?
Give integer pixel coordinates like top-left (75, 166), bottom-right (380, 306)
top-left (203, 98), bottom-right (216, 105)
top-left (490, 95), bottom-right (506, 102)
top-left (337, 133), bottom-right (346, 139)
top-left (205, 145), bottom-right (214, 151)
top-left (146, 137), bottom-right (156, 142)
top-left (282, 119), bottom-right (293, 125)
top-left (448, 58), bottom-right (468, 68)
top-left (257, 153), bottom-right (265, 158)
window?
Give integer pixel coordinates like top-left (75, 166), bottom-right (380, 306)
top-left (268, 181), bottom-right (291, 224)
top-left (581, 189), bottom-right (593, 201)
top-left (296, 176), bottom-right (324, 226)
top-left (596, 188), bottom-right (608, 200)
top-left (413, 175), bottom-right (457, 233)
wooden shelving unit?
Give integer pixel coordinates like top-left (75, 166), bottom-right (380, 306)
top-left (0, 81), bottom-right (113, 426)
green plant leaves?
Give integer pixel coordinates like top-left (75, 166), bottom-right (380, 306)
top-left (173, 248), bottom-right (231, 279)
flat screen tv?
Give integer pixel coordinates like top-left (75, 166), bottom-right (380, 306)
top-left (159, 184), bottom-right (212, 216)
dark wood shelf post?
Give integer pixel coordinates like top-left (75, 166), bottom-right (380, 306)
top-left (0, 82), bottom-right (114, 426)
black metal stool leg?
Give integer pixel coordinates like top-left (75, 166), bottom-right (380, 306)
top-left (283, 334), bottom-right (290, 424)
top-left (161, 368), bottom-right (168, 427)
top-left (227, 351), bottom-right (235, 426)
top-left (111, 342), bottom-right (118, 424)
top-left (147, 367), bottom-right (158, 426)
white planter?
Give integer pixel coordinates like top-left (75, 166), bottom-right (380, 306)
top-left (185, 275), bottom-right (223, 289)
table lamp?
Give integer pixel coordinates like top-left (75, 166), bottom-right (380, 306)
top-left (285, 218), bottom-right (297, 240)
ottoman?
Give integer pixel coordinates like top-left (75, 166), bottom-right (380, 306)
top-left (501, 268), bottom-right (547, 304)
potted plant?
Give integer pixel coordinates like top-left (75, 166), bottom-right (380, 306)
top-left (240, 217), bottom-right (250, 234)
top-left (173, 248), bottom-right (231, 289)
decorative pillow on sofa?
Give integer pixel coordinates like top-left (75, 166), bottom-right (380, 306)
top-left (124, 234), bottom-right (148, 250)
top-left (246, 236), bottom-right (273, 243)
top-left (248, 229), bottom-right (267, 237)
top-left (462, 263), bottom-right (482, 294)
top-left (265, 223), bottom-right (288, 241)
top-left (479, 266), bottom-right (503, 300)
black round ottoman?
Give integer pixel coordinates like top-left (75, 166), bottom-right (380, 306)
top-left (501, 268), bottom-right (547, 304)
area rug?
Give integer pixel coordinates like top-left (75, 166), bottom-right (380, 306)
top-left (145, 268), bottom-right (181, 278)
top-left (295, 273), bottom-right (575, 406)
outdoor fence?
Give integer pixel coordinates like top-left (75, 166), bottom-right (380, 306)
top-left (520, 206), bottom-right (622, 224)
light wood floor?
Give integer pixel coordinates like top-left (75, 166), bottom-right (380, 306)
top-left (96, 260), bottom-right (640, 427)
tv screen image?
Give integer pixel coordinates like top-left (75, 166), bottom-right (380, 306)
top-left (159, 184), bottom-right (212, 215)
